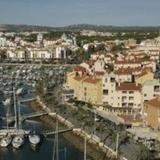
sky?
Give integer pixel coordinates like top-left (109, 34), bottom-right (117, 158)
top-left (0, 0), bottom-right (160, 27)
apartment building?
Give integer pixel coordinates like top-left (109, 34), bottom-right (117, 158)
top-left (114, 68), bottom-right (133, 83)
top-left (55, 46), bottom-right (67, 59)
top-left (102, 72), bottom-right (117, 106)
top-left (143, 79), bottom-right (160, 102)
top-left (67, 71), bottom-right (102, 105)
top-left (116, 82), bottom-right (142, 110)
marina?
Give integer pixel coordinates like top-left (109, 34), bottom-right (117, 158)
top-left (0, 65), bottom-right (85, 160)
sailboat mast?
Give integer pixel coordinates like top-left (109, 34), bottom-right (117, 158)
top-left (84, 135), bottom-right (86, 160)
top-left (52, 120), bottom-right (59, 160)
top-left (6, 107), bottom-right (9, 130)
top-left (13, 87), bottom-right (17, 129)
top-left (56, 120), bottom-right (59, 160)
top-left (18, 101), bottom-right (21, 130)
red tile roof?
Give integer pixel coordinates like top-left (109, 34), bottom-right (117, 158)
top-left (83, 76), bottom-right (101, 84)
top-left (114, 68), bottom-right (132, 75)
top-left (145, 97), bottom-right (160, 108)
top-left (116, 82), bottom-right (141, 91)
top-left (74, 75), bottom-right (87, 81)
top-left (95, 71), bottom-right (105, 76)
top-left (73, 66), bottom-right (86, 72)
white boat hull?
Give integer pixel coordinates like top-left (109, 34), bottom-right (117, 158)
top-left (12, 136), bottom-right (24, 149)
top-left (28, 134), bottom-right (40, 146)
top-left (0, 136), bottom-right (12, 147)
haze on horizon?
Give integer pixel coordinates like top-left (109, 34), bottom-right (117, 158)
top-left (0, 0), bottom-right (160, 27)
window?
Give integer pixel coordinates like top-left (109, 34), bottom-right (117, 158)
top-left (129, 97), bottom-right (134, 100)
top-left (105, 78), bottom-right (108, 82)
top-left (122, 91), bottom-right (127, 94)
top-left (128, 103), bottom-right (134, 107)
top-left (129, 91), bottom-right (134, 94)
top-left (153, 94), bottom-right (158, 97)
top-left (122, 103), bottom-right (127, 107)
top-left (122, 96), bottom-right (127, 99)
top-left (122, 96), bottom-right (127, 102)
top-left (144, 94), bottom-right (147, 97)
top-left (154, 85), bottom-right (160, 92)
top-left (103, 89), bottom-right (108, 95)
top-left (110, 77), bottom-right (115, 82)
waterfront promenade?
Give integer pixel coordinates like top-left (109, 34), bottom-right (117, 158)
top-left (35, 96), bottom-right (127, 160)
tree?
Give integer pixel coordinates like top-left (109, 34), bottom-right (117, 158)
top-left (36, 79), bottom-right (45, 98)
top-left (0, 49), bottom-right (7, 62)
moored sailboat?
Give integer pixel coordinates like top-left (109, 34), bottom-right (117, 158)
top-left (28, 132), bottom-right (41, 147)
top-left (0, 135), bottom-right (12, 147)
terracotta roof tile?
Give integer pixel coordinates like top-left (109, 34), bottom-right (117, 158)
top-left (116, 82), bottom-right (142, 91)
top-left (74, 75), bottom-right (87, 81)
top-left (95, 71), bottom-right (105, 76)
top-left (145, 97), bottom-right (160, 108)
top-left (73, 66), bottom-right (86, 72)
top-left (83, 76), bottom-right (101, 84)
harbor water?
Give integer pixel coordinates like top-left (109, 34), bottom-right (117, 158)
top-left (0, 98), bottom-right (84, 160)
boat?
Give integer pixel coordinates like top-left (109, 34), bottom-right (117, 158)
top-left (28, 133), bottom-right (41, 147)
top-left (16, 88), bottom-right (23, 95)
top-left (12, 135), bottom-right (24, 149)
top-left (53, 121), bottom-right (59, 160)
top-left (0, 135), bottom-right (12, 147)
top-left (2, 98), bottom-right (11, 106)
top-left (12, 92), bottom-right (25, 149)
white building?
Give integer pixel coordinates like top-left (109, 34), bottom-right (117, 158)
top-left (143, 79), bottom-right (160, 102)
top-left (0, 37), bottom-right (7, 47)
top-left (55, 47), bottom-right (67, 59)
top-left (37, 33), bottom-right (43, 42)
top-left (102, 72), bottom-right (117, 107)
top-left (29, 48), bottom-right (52, 61)
top-left (115, 82), bottom-right (142, 110)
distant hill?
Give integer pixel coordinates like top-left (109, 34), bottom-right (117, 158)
top-left (0, 24), bottom-right (57, 32)
top-left (0, 24), bottom-right (160, 32)
top-left (63, 24), bottom-right (160, 32)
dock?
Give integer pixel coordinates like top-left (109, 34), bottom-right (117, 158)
top-left (0, 129), bottom-right (30, 137)
top-left (0, 128), bottom-right (73, 137)
top-left (42, 128), bottom-right (73, 137)
top-left (1, 111), bottom-right (48, 122)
